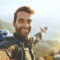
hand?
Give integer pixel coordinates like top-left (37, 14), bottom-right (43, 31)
top-left (40, 26), bottom-right (48, 33)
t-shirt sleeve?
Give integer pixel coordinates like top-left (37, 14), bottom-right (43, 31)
top-left (30, 33), bottom-right (42, 45)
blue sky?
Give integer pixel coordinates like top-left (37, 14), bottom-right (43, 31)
top-left (0, 0), bottom-right (60, 40)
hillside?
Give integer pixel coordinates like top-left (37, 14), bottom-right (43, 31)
top-left (33, 40), bottom-right (60, 57)
top-left (0, 19), bottom-right (14, 33)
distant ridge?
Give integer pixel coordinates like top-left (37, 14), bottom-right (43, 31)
top-left (0, 19), bottom-right (14, 33)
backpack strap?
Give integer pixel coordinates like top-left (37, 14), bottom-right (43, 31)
top-left (29, 48), bottom-right (34, 60)
top-left (9, 37), bottom-right (25, 60)
top-left (19, 42), bottom-right (25, 60)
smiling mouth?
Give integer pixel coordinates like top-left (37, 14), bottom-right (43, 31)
top-left (22, 29), bottom-right (29, 33)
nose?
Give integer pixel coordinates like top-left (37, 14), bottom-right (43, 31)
top-left (23, 23), bottom-right (29, 28)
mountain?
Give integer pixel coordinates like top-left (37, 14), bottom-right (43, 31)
top-left (0, 19), bottom-right (14, 33)
top-left (33, 40), bottom-right (60, 56)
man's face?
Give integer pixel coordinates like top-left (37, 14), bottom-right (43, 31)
top-left (13, 11), bottom-right (32, 38)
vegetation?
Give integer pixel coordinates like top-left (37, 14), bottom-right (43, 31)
top-left (33, 40), bottom-right (60, 60)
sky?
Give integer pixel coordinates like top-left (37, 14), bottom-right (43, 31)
top-left (0, 0), bottom-right (60, 41)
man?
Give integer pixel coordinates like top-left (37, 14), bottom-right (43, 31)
top-left (0, 6), bottom-right (47, 60)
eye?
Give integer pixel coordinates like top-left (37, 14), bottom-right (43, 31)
top-left (27, 19), bottom-right (32, 24)
top-left (17, 18), bottom-right (24, 23)
top-left (19, 20), bottom-right (24, 23)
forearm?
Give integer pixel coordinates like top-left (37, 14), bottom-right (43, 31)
top-left (0, 50), bottom-right (9, 60)
top-left (31, 27), bottom-right (47, 45)
top-left (0, 50), bottom-right (16, 60)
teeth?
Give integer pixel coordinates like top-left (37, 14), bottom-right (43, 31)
top-left (22, 29), bottom-right (28, 32)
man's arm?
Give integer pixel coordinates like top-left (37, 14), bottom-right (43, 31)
top-left (0, 40), bottom-right (10, 60)
top-left (0, 50), bottom-right (9, 60)
top-left (31, 27), bottom-right (48, 45)
top-left (0, 40), bottom-right (16, 60)
top-left (0, 51), bottom-right (16, 60)
top-left (0, 47), bottom-right (17, 60)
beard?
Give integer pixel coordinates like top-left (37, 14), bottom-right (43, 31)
top-left (15, 27), bottom-right (31, 38)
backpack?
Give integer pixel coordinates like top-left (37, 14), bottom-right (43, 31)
top-left (0, 30), bottom-right (11, 40)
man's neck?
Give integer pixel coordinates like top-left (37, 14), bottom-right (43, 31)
top-left (13, 32), bottom-right (28, 42)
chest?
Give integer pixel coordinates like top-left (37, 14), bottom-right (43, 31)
top-left (14, 43), bottom-right (34, 60)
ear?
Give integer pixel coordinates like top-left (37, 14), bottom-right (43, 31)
top-left (13, 21), bottom-right (16, 27)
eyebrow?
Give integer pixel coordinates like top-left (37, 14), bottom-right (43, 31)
top-left (17, 18), bottom-right (24, 20)
top-left (17, 18), bottom-right (32, 21)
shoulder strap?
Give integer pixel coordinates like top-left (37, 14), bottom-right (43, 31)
top-left (20, 42), bottom-right (25, 60)
top-left (10, 36), bottom-right (25, 60)
top-left (29, 48), bottom-right (34, 60)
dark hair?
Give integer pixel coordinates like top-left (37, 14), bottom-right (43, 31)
top-left (14, 6), bottom-right (34, 22)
